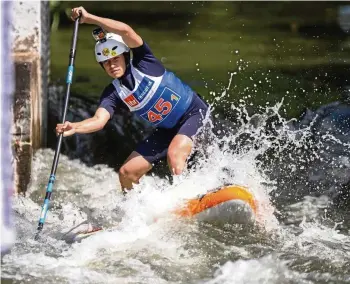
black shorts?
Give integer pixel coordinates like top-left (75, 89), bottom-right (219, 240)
top-left (135, 93), bottom-right (209, 164)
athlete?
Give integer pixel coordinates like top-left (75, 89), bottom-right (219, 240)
top-left (56, 7), bottom-right (209, 191)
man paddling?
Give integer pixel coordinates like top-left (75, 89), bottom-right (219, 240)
top-left (56, 7), bottom-right (209, 192)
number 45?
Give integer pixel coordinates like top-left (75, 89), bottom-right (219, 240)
top-left (147, 98), bottom-right (172, 123)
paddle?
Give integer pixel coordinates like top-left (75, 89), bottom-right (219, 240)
top-left (35, 15), bottom-right (81, 240)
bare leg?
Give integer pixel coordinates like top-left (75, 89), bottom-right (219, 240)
top-left (118, 151), bottom-right (152, 191)
top-left (167, 134), bottom-right (193, 175)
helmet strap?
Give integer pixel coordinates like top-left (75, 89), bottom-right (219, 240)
top-left (123, 51), bottom-right (131, 68)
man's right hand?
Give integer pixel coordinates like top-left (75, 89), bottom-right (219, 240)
top-left (56, 121), bottom-right (76, 137)
top-left (71, 6), bottom-right (92, 24)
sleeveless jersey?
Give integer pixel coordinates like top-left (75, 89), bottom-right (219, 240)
top-left (112, 64), bottom-right (194, 128)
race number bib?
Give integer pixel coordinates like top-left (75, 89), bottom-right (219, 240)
top-left (141, 87), bottom-right (181, 125)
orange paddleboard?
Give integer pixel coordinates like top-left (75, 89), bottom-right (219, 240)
top-left (66, 185), bottom-right (257, 242)
top-left (175, 185), bottom-right (257, 224)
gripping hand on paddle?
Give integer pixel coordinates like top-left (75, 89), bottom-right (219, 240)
top-left (71, 6), bottom-right (91, 24)
top-left (56, 121), bottom-right (76, 137)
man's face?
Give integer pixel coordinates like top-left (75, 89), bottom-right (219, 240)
top-left (102, 54), bottom-right (126, 78)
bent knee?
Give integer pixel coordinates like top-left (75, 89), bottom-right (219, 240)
top-left (167, 149), bottom-right (187, 175)
top-left (167, 148), bottom-right (181, 163)
top-left (119, 165), bottom-right (140, 183)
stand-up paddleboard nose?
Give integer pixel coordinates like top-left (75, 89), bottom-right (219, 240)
top-left (175, 185), bottom-right (257, 225)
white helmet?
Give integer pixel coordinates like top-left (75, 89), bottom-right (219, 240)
top-left (94, 32), bottom-right (130, 63)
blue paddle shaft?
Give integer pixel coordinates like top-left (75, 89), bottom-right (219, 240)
top-left (36, 16), bottom-right (81, 236)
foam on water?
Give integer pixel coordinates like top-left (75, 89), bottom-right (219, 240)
top-left (205, 255), bottom-right (310, 284)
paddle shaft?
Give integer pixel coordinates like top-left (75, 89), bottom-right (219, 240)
top-left (35, 17), bottom-right (80, 237)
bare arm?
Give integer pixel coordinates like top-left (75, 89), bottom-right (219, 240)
top-left (72, 108), bottom-right (109, 134)
top-left (56, 107), bottom-right (111, 137)
top-left (71, 7), bottom-right (143, 48)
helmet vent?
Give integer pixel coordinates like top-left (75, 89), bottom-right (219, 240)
top-left (97, 52), bottom-right (101, 55)
top-left (112, 46), bottom-right (118, 50)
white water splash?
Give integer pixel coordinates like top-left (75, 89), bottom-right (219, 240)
top-left (2, 93), bottom-right (350, 283)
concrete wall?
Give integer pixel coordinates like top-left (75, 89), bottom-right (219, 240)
top-left (12, 1), bottom-right (50, 193)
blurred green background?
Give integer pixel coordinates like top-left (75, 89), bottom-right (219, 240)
top-left (50, 1), bottom-right (350, 119)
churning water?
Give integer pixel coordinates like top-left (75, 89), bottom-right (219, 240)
top-left (2, 84), bottom-right (350, 283)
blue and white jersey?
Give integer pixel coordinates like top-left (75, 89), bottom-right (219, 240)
top-left (99, 42), bottom-right (195, 128)
top-left (112, 65), bottom-right (194, 128)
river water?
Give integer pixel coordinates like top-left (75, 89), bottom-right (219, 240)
top-left (2, 91), bottom-right (350, 283)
